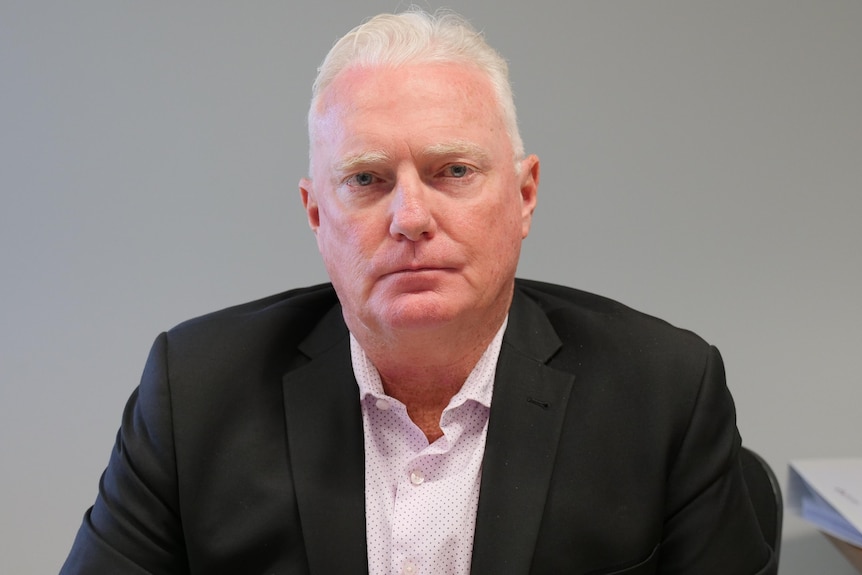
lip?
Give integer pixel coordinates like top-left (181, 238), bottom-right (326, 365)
top-left (385, 265), bottom-right (454, 276)
top-left (379, 266), bottom-right (457, 284)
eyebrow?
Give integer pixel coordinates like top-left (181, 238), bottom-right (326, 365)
top-left (333, 150), bottom-right (392, 174)
top-left (331, 140), bottom-right (491, 175)
top-left (422, 141), bottom-right (491, 164)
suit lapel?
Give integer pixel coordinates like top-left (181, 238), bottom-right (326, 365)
top-left (280, 290), bottom-right (573, 574)
top-left (471, 289), bottom-right (575, 574)
top-left (282, 306), bottom-right (369, 575)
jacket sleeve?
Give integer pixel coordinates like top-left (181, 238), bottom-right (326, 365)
top-left (60, 333), bottom-right (189, 574)
top-left (658, 346), bottom-right (777, 575)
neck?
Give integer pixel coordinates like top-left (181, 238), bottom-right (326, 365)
top-left (351, 310), bottom-right (507, 443)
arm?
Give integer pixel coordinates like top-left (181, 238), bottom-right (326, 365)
top-left (658, 346), bottom-right (777, 574)
top-left (60, 333), bottom-right (188, 574)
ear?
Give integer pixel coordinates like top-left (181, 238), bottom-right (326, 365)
top-left (299, 177), bottom-right (319, 234)
top-left (517, 155), bottom-right (540, 239)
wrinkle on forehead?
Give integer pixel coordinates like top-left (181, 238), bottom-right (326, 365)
top-left (310, 62), bottom-right (510, 175)
top-left (311, 62), bottom-right (492, 133)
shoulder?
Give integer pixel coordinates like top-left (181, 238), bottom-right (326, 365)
top-left (171, 282), bottom-right (338, 332)
top-left (139, 283), bottom-right (344, 444)
top-left (511, 279), bottom-right (730, 463)
top-left (158, 283), bottom-right (343, 375)
top-left (513, 278), bottom-right (715, 384)
top-left (169, 282), bottom-right (339, 340)
top-left (514, 277), bottom-right (708, 349)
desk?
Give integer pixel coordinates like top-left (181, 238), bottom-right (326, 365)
top-left (824, 533), bottom-right (862, 573)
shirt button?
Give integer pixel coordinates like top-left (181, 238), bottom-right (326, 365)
top-left (409, 469), bottom-right (424, 486)
top-left (403, 560), bottom-right (417, 574)
top-left (375, 398), bottom-right (391, 410)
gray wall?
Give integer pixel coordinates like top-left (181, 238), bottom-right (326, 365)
top-left (2, 1), bottom-right (860, 573)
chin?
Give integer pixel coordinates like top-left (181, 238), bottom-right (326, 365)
top-left (374, 292), bottom-right (464, 331)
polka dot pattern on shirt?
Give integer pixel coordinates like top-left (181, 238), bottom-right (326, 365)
top-left (351, 319), bottom-right (506, 575)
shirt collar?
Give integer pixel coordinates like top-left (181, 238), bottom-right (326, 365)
top-left (350, 316), bottom-right (508, 411)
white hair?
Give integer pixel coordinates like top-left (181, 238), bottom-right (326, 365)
top-left (307, 8), bottom-right (524, 168)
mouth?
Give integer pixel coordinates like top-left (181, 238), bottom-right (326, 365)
top-left (386, 265), bottom-right (453, 276)
top-left (375, 265), bottom-right (459, 295)
top-left (378, 266), bottom-right (458, 287)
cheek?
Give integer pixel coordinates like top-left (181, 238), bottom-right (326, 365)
top-left (451, 206), bottom-right (523, 279)
top-left (486, 205), bottom-right (527, 268)
top-left (316, 215), bottom-right (371, 277)
top-left (471, 199), bottom-right (523, 245)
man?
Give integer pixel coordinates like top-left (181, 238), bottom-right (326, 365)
top-left (61, 9), bottom-right (776, 575)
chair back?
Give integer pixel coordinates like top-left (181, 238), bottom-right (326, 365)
top-left (740, 446), bottom-right (783, 567)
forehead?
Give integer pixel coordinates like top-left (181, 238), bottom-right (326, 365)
top-left (311, 62), bottom-right (508, 166)
top-left (318, 60), bottom-right (498, 115)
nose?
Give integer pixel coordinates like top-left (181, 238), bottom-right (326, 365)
top-left (389, 173), bottom-right (436, 241)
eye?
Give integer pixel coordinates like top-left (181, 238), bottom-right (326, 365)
top-left (442, 164), bottom-right (472, 178)
top-left (346, 172), bottom-right (377, 187)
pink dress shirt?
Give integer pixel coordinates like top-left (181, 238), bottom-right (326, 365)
top-left (350, 320), bottom-right (506, 575)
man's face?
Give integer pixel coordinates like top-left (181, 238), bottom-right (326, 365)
top-left (301, 61), bottom-right (538, 337)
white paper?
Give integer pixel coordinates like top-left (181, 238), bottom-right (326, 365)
top-left (788, 458), bottom-right (862, 547)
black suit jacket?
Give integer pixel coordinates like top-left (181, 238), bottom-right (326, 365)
top-left (62, 280), bottom-right (776, 574)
